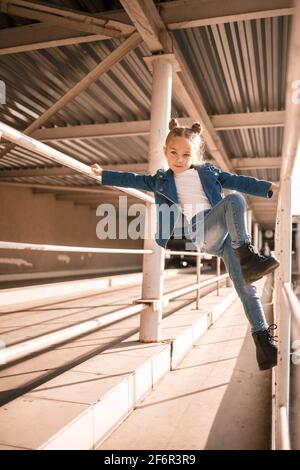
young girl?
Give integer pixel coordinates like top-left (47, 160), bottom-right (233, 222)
top-left (91, 118), bottom-right (280, 371)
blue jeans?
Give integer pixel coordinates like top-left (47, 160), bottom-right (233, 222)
top-left (189, 193), bottom-right (268, 332)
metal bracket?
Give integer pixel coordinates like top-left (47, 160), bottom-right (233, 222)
top-left (133, 298), bottom-right (161, 310)
top-left (143, 54), bottom-right (181, 73)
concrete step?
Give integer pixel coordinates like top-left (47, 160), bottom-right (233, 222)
top-left (0, 267), bottom-right (193, 314)
top-left (98, 278), bottom-right (272, 450)
top-left (0, 286), bottom-right (237, 450)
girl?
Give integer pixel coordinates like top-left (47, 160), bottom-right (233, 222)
top-left (91, 118), bottom-right (280, 371)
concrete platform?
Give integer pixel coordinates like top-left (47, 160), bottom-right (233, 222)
top-left (0, 284), bottom-right (236, 450)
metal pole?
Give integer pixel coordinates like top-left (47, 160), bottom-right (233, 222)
top-left (139, 55), bottom-right (173, 342)
top-left (258, 229), bottom-right (263, 252)
top-left (216, 257), bottom-right (221, 295)
top-left (274, 178), bottom-right (292, 446)
top-left (253, 222), bottom-right (259, 249)
top-left (196, 251), bottom-right (201, 309)
top-left (247, 209), bottom-right (253, 240)
top-left (297, 221), bottom-right (300, 275)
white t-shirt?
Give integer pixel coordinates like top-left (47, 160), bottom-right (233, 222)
top-left (174, 168), bottom-right (211, 221)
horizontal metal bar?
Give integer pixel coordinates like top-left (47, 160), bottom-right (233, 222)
top-left (0, 122), bottom-right (154, 204)
top-left (1, 242), bottom-right (218, 258)
top-left (0, 241), bottom-right (153, 255)
top-left (163, 273), bottom-right (228, 304)
top-left (0, 303), bottom-right (146, 366)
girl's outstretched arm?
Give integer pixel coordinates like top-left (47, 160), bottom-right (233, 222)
top-left (209, 163), bottom-right (276, 198)
top-left (91, 163), bottom-right (157, 192)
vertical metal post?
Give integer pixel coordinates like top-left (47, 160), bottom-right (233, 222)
top-left (274, 178), bottom-right (292, 445)
top-left (216, 256), bottom-right (221, 295)
top-left (196, 252), bottom-right (201, 309)
top-left (258, 229), bottom-right (263, 252)
top-left (139, 56), bottom-right (173, 342)
top-left (254, 222), bottom-right (259, 249)
top-left (297, 220), bottom-right (300, 276)
top-left (247, 209), bottom-right (253, 240)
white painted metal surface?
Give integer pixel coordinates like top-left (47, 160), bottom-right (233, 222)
top-left (139, 56), bottom-right (173, 342)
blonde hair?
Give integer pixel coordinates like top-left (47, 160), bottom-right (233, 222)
top-left (165, 118), bottom-right (205, 163)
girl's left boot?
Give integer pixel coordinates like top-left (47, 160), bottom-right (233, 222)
top-left (252, 325), bottom-right (278, 370)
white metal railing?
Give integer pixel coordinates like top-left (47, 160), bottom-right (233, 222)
top-left (0, 121), bottom-right (154, 204)
top-left (0, 265), bottom-right (227, 366)
top-left (273, 281), bottom-right (300, 450)
top-left (0, 239), bottom-right (227, 364)
top-left (0, 240), bottom-right (153, 255)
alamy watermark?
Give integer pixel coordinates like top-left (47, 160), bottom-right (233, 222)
top-left (0, 80), bottom-right (6, 105)
top-left (95, 196), bottom-right (206, 250)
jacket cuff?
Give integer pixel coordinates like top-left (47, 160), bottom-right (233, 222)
top-left (101, 170), bottom-right (115, 186)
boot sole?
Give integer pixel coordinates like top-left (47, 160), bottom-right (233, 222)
top-left (259, 360), bottom-right (277, 370)
top-left (244, 260), bottom-right (280, 284)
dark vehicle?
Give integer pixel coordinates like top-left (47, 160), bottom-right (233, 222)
top-left (165, 237), bottom-right (216, 270)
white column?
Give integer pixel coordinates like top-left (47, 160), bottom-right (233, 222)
top-left (247, 209), bottom-right (253, 240)
top-left (258, 229), bottom-right (263, 252)
top-left (274, 178), bottom-right (292, 435)
top-left (297, 221), bottom-right (300, 274)
top-left (139, 56), bottom-right (173, 342)
top-left (253, 222), bottom-right (259, 249)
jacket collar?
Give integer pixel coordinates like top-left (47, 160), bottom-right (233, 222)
top-left (160, 163), bottom-right (213, 205)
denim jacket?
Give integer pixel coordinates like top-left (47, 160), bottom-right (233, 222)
top-left (101, 162), bottom-right (273, 248)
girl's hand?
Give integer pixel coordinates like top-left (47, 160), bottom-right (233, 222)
top-left (91, 163), bottom-right (103, 176)
top-left (271, 182), bottom-right (280, 192)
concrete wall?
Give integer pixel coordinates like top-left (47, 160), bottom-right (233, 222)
top-left (0, 185), bottom-right (144, 278)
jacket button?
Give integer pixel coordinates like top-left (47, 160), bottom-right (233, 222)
top-left (159, 187), bottom-right (163, 191)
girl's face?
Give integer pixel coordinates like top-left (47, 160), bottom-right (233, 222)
top-left (163, 136), bottom-right (196, 174)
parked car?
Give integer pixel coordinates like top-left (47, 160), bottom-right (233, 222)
top-left (164, 237), bottom-right (216, 270)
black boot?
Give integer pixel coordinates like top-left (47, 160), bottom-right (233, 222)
top-left (234, 243), bottom-right (280, 283)
top-left (252, 324), bottom-right (278, 370)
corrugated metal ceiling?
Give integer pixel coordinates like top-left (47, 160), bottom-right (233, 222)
top-left (0, 3), bottom-right (290, 227)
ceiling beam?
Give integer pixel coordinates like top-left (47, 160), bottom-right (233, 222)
top-left (0, 163), bottom-right (148, 178)
top-left (231, 157), bottom-right (282, 169)
top-left (0, 1), bottom-right (123, 38)
top-left (97, 1), bottom-right (293, 29)
top-left (0, 25), bottom-right (130, 56)
top-left (29, 112), bottom-right (284, 142)
top-left (159, 0), bottom-right (293, 29)
top-left (32, 118), bottom-right (192, 141)
top-left (212, 111), bottom-right (285, 130)
top-left (0, 31), bottom-right (142, 160)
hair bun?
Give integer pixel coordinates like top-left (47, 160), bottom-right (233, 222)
top-left (191, 122), bottom-right (203, 135)
top-left (169, 118), bottom-right (179, 131)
